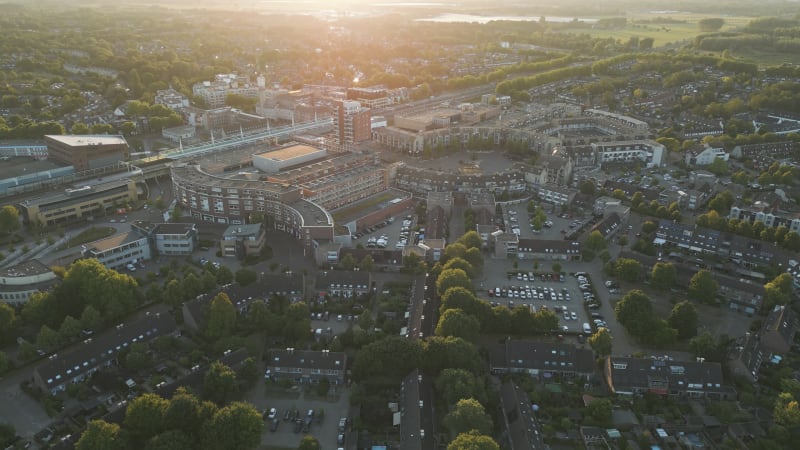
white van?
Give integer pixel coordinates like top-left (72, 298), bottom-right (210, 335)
top-left (582, 323), bottom-right (592, 334)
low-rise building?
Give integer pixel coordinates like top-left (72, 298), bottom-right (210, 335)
top-left (685, 144), bottom-right (729, 166)
top-left (130, 221), bottom-right (198, 256)
top-left (0, 260), bottom-right (58, 304)
top-left (730, 305), bottom-right (799, 382)
top-left (398, 369), bottom-right (436, 450)
top-left (515, 239), bottom-right (582, 261)
top-left (32, 313), bottom-right (177, 395)
top-left (18, 178), bottom-right (139, 227)
top-left (590, 212), bottom-right (622, 240)
top-left (489, 341), bottom-right (594, 380)
top-left (604, 356), bottom-right (735, 400)
top-left (593, 140), bottom-right (665, 168)
top-left (314, 270), bottom-right (371, 299)
top-left (499, 381), bottom-right (544, 450)
top-left (220, 223), bottom-right (266, 259)
top-left (81, 231), bottom-right (151, 271)
top-left (44, 135), bottom-right (130, 171)
top-left (264, 348), bottom-right (347, 385)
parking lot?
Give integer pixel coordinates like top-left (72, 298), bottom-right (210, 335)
top-left (351, 213), bottom-right (419, 251)
top-left (246, 384), bottom-right (352, 450)
top-left (477, 268), bottom-right (599, 335)
top-left (500, 202), bottom-right (592, 241)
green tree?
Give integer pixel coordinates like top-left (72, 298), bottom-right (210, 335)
top-left (586, 230), bottom-right (607, 252)
top-left (58, 315), bottom-right (83, 342)
top-left (439, 287), bottom-right (491, 327)
top-left (436, 268), bottom-right (473, 296)
top-left (435, 368), bottom-right (487, 407)
top-left (588, 328), bottom-right (613, 357)
top-left (668, 301), bottom-right (698, 339)
top-left (75, 420), bottom-right (122, 450)
top-left (422, 336), bottom-right (481, 375)
top-left (124, 393), bottom-right (168, 444)
top-left (585, 399), bottom-right (613, 426)
top-left (435, 308), bottom-right (480, 342)
top-left (764, 273), bottom-right (794, 310)
top-left (163, 279), bottom-right (183, 307)
top-left (455, 231), bottom-right (483, 251)
top-left (359, 254), bottom-right (374, 272)
top-left (446, 431), bottom-right (499, 450)
top-left (443, 398), bottom-right (493, 437)
top-left (0, 303), bottom-right (16, 343)
top-left (36, 324), bottom-right (60, 348)
top-left (297, 435), bottom-right (321, 450)
top-left (163, 387), bottom-right (208, 434)
top-left (650, 262), bottom-right (677, 290)
top-left (181, 273), bottom-right (202, 300)
top-left (688, 270), bottom-right (718, 303)
top-left (774, 392), bottom-right (800, 426)
top-left (340, 253), bottom-right (356, 270)
top-left (579, 179), bottom-right (596, 195)
top-left (614, 290), bottom-right (654, 338)
top-left (352, 336), bottom-right (421, 382)
top-left (216, 265), bottom-right (234, 285)
top-left (698, 18), bottom-right (725, 32)
top-left (615, 258), bottom-right (642, 282)
top-left (357, 309), bottom-right (374, 331)
top-left (689, 331), bottom-right (717, 359)
top-left (125, 342), bottom-right (151, 371)
top-left (0, 205), bottom-right (20, 235)
top-left (443, 257), bottom-right (476, 279)
top-left (204, 361), bottom-right (238, 405)
top-left (205, 293), bottom-right (236, 340)
top-left (80, 305), bottom-right (103, 331)
top-left (145, 430), bottom-right (194, 450)
top-left (201, 402), bottom-right (263, 450)
top-left (234, 269), bottom-right (257, 286)
top-left (708, 156), bottom-right (729, 176)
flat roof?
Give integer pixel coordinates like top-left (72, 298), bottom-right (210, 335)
top-left (0, 259), bottom-right (52, 278)
top-left (85, 231), bottom-right (144, 253)
top-left (45, 135), bottom-right (127, 147)
top-left (171, 164), bottom-right (298, 194)
top-left (255, 144), bottom-right (323, 162)
top-left (20, 178), bottom-right (133, 209)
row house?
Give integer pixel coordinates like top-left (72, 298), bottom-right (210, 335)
top-left (685, 144), bottom-right (729, 166)
top-left (730, 305), bottom-right (799, 382)
top-left (264, 348), bottom-right (347, 385)
top-left (489, 341), bottom-right (594, 380)
top-left (515, 239), bottom-right (582, 261)
top-left (604, 356), bottom-right (735, 400)
top-left (314, 270), bottom-right (371, 299)
top-left (33, 314), bottom-right (176, 395)
top-left (729, 203), bottom-right (800, 233)
top-left (731, 141), bottom-right (798, 160)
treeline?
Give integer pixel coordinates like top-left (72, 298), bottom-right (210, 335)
top-left (0, 118), bottom-right (65, 140)
top-left (495, 64), bottom-right (592, 96)
top-left (75, 389), bottom-right (262, 450)
top-left (694, 16), bottom-right (800, 56)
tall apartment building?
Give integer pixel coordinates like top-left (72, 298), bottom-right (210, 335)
top-left (44, 135), bottom-right (130, 171)
top-left (333, 101), bottom-right (371, 148)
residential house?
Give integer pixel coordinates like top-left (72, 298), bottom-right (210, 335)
top-left (604, 356), bottom-right (735, 400)
top-left (32, 313), bottom-right (177, 395)
top-left (684, 144), bottom-right (728, 166)
top-left (515, 239), bottom-right (582, 261)
top-left (730, 305), bottom-right (798, 382)
top-left (314, 270), bottom-right (371, 299)
top-left (715, 274), bottom-right (764, 314)
top-left (398, 369), bottom-right (436, 450)
top-left (590, 213), bottom-right (622, 240)
top-left (489, 341), bottom-right (594, 380)
top-left (729, 202), bottom-right (800, 233)
top-left (264, 348), bottom-right (347, 385)
top-left (535, 185), bottom-right (576, 206)
top-left (499, 381), bottom-right (544, 450)
top-left (593, 140), bottom-right (665, 168)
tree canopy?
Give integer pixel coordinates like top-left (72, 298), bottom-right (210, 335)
top-left (443, 398), bottom-right (493, 437)
top-left (688, 270), bottom-right (718, 303)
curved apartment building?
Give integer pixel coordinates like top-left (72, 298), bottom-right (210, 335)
top-left (171, 163), bottom-right (333, 249)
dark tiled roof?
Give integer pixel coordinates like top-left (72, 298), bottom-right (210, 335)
top-left (489, 341), bottom-right (594, 374)
top-left (516, 239), bottom-right (582, 255)
top-left (607, 356), bottom-right (728, 395)
top-left (266, 349), bottom-right (346, 372)
top-left (35, 313), bottom-right (176, 388)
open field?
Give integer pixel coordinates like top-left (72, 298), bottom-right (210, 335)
top-left (553, 13), bottom-right (755, 48)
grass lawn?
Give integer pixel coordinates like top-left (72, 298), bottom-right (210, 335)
top-left (59, 226), bottom-right (116, 250)
top-left (552, 13), bottom-right (755, 48)
top-left (331, 192), bottom-right (395, 222)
